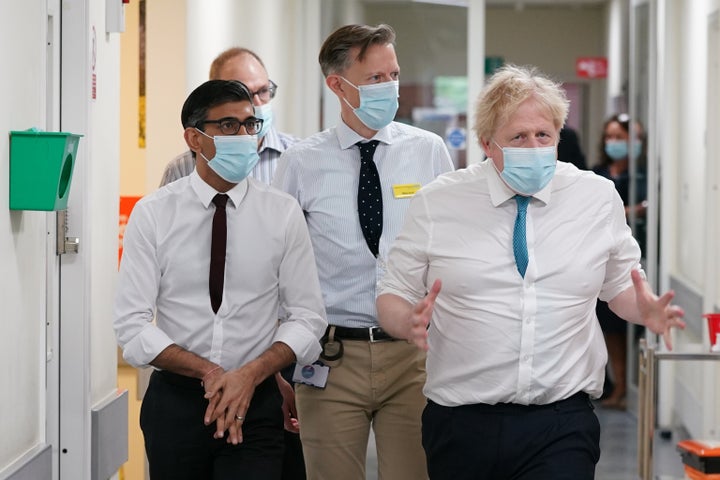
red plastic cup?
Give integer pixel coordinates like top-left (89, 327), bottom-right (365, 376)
top-left (703, 313), bottom-right (720, 347)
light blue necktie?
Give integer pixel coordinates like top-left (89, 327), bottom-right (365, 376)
top-left (513, 195), bottom-right (530, 278)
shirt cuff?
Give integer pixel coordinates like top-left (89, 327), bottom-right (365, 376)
top-left (274, 322), bottom-right (324, 366)
top-left (121, 324), bottom-right (175, 368)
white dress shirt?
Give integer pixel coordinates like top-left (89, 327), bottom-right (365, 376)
top-left (158, 126), bottom-right (297, 187)
top-left (379, 160), bottom-right (642, 406)
top-left (272, 120), bottom-right (454, 328)
top-left (114, 171), bottom-right (327, 370)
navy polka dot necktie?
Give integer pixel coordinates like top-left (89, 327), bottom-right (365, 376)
top-left (356, 140), bottom-right (382, 257)
top-left (513, 195), bottom-right (530, 278)
top-left (209, 193), bottom-right (228, 313)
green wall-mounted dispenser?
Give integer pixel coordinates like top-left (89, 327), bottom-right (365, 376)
top-left (9, 129), bottom-right (83, 211)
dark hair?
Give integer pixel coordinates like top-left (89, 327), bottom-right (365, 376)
top-left (598, 113), bottom-right (647, 167)
top-left (181, 80), bottom-right (253, 129)
top-left (208, 47), bottom-right (265, 80)
top-left (318, 24), bottom-right (396, 77)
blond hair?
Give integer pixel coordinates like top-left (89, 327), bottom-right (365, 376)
top-left (473, 64), bottom-right (569, 145)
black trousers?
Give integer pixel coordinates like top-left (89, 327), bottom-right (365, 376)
top-left (422, 392), bottom-right (601, 480)
top-left (140, 370), bottom-right (285, 480)
top-left (279, 363), bottom-right (305, 480)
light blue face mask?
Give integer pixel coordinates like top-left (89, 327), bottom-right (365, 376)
top-left (605, 140), bottom-right (642, 161)
top-left (253, 103), bottom-right (273, 139)
top-left (494, 142), bottom-right (557, 195)
top-left (341, 77), bottom-right (399, 130)
top-left (197, 130), bottom-right (259, 183)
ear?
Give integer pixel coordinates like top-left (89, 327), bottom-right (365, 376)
top-left (480, 137), bottom-right (493, 158)
top-left (325, 74), bottom-right (345, 97)
top-left (184, 127), bottom-right (203, 153)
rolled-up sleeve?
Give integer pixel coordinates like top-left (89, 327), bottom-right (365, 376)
top-left (599, 190), bottom-right (642, 302)
top-left (274, 201), bottom-right (327, 365)
top-left (378, 191), bottom-right (432, 305)
top-left (114, 201), bottom-right (174, 367)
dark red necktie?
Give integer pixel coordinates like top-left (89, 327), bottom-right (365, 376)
top-left (209, 194), bottom-right (228, 313)
top-left (356, 140), bottom-right (382, 257)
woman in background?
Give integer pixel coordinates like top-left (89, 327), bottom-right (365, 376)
top-left (593, 113), bottom-right (648, 409)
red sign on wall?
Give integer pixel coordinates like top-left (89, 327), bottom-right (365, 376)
top-left (576, 57), bottom-right (608, 78)
top-left (119, 196), bottom-right (142, 266)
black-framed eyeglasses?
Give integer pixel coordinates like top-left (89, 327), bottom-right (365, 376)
top-left (248, 80), bottom-right (278, 102)
top-left (198, 116), bottom-right (264, 136)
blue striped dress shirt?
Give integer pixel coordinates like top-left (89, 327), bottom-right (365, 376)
top-left (272, 120), bottom-right (454, 328)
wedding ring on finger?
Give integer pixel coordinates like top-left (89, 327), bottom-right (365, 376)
top-left (235, 415), bottom-right (244, 422)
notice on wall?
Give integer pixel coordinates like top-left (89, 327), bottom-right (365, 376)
top-left (576, 57), bottom-right (608, 78)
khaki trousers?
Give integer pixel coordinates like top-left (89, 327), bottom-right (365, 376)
top-left (296, 339), bottom-right (427, 480)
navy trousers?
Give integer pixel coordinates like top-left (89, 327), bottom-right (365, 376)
top-left (141, 370), bottom-right (284, 480)
top-left (422, 392), bottom-right (601, 480)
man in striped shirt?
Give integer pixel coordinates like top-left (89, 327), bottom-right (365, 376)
top-left (159, 47), bottom-right (297, 187)
top-left (273, 24), bottom-right (453, 480)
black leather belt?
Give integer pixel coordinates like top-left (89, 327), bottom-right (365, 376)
top-left (329, 325), bottom-right (395, 342)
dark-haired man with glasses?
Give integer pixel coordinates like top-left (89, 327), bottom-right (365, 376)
top-left (115, 79), bottom-right (327, 480)
top-left (158, 48), bottom-right (309, 480)
top-left (160, 47), bottom-right (296, 186)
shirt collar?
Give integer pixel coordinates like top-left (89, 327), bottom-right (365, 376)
top-left (258, 125), bottom-right (286, 155)
top-left (190, 170), bottom-right (249, 209)
top-left (485, 158), bottom-right (553, 207)
top-left (336, 118), bottom-right (394, 150)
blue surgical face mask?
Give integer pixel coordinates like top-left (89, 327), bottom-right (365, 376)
top-left (253, 103), bottom-right (273, 139)
top-left (341, 77), bottom-right (399, 130)
top-left (605, 140), bottom-right (642, 161)
top-left (196, 130), bottom-right (259, 183)
top-left (494, 141), bottom-right (557, 195)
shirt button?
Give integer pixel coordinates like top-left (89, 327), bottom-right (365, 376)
top-left (526, 317), bottom-right (532, 324)
top-left (523, 355), bottom-right (530, 362)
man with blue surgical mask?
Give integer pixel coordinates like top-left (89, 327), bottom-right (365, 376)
top-left (158, 48), bottom-right (307, 480)
top-left (375, 65), bottom-right (684, 480)
top-left (160, 47), bottom-right (296, 187)
top-left (115, 79), bottom-right (326, 480)
top-left (272, 24), bottom-right (453, 480)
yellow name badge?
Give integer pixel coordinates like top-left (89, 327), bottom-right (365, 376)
top-left (392, 183), bottom-right (422, 199)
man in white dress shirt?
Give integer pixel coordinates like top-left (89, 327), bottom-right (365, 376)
top-left (114, 79), bottom-right (326, 480)
top-left (272, 24), bottom-right (453, 480)
top-left (157, 47), bottom-right (308, 480)
top-left (376, 64), bottom-right (685, 480)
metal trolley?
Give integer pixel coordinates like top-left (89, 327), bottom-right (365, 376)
top-left (637, 339), bottom-right (720, 479)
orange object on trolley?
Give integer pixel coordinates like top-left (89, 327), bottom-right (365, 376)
top-left (678, 439), bottom-right (720, 478)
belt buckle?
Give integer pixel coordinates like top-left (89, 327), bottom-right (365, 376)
top-left (369, 326), bottom-right (382, 343)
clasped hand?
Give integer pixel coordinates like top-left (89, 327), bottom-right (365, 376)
top-left (202, 367), bottom-right (257, 445)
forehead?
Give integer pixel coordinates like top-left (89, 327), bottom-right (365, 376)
top-left (604, 121), bottom-right (629, 135)
top-left (498, 99), bottom-right (555, 134)
top-left (348, 43), bottom-right (398, 72)
top-left (206, 100), bottom-right (254, 119)
top-left (217, 54), bottom-right (268, 85)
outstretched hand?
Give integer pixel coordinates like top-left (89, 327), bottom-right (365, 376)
top-left (631, 269), bottom-right (686, 349)
top-left (407, 279), bottom-right (442, 351)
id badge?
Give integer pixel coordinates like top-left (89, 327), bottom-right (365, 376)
top-left (292, 361), bottom-right (329, 389)
top-left (392, 183), bottom-right (421, 198)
